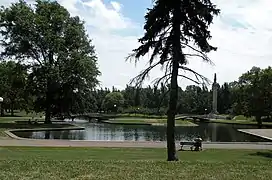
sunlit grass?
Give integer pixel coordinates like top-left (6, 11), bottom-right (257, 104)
top-left (0, 147), bottom-right (271, 180)
top-left (106, 117), bottom-right (195, 126)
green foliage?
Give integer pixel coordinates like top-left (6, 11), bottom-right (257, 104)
top-left (0, 61), bottom-right (27, 115)
top-left (0, 0), bottom-right (100, 122)
top-left (102, 92), bottom-right (125, 112)
top-left (235, 66), bottom-right (272, 126)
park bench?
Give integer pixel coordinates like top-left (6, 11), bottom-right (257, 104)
top-left (179, 138), bottom-right (202, 151)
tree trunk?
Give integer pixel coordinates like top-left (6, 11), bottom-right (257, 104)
top-left (11, 103), bottom-right (14, 116)
top-left (256, 115), bottom-right (262, 129)
top-left (44, 53), bottom-right (54, 124)
top-left (0, 104), bottom-right (3, 117)
top-left (166, 2), bottom-right (182, 162)
top-left (44, 77), bottom-right (52, 124)
top-left (45, 105), bottom-right (52, 124)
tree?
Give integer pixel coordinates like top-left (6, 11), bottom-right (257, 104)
top-left (0, 61), bottom-right (27, 116)
top-left (102, 92), bottom-right (125, 112)
top-left (128, 0), bottom-right (219, 161)
top-left (217, 83), bottom-right (231, 114)
top-left (238, 66), bottom-right (272, 127)
top-left (0, 0), bottom-right (100, 123)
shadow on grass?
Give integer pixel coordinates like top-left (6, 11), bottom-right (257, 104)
top-left (250, 151), bottom-right (272, 159)
top-left (2, 115), bottom-right (22, 117)
top-left (0, 122), bottom-right (73, 129)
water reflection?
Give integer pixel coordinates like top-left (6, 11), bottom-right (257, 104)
top-left (14, 122), bottom-right (269, 142)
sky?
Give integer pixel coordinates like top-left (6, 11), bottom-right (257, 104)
top-left (1, 0), bottom-right (272, 90)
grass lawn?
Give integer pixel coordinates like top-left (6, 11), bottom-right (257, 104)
top-left (210, 119), bottom-right (272, 126)
top-left (116, 113), bottom-right (167, 119)
top-left (0, 122), bottom-right (74, 138)
top-left (0, 147), bottom-right (271, 180)
top-left (106, 117), bottom-right (196, 126)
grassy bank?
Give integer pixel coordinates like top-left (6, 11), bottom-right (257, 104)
top-left (116, 113), bottom-right (167, 119)
top-left (106, 117), bottom-right (196, 126)
top-left (0, 121), bottom-right (74, 138)
top-left (210, 119), bottom-right (272, 126)
top-left (0, 147), bottom-right (271, 180)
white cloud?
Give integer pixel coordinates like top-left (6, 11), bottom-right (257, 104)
top-left (111, 1), bottom-right (122, 12)
top-left (1, 0), bottom-right (272, 90)
top-left (79, 0), bottom-right (135, 31)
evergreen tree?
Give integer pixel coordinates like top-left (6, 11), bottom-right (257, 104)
top-left (128, 0), bottom-right (220, 161)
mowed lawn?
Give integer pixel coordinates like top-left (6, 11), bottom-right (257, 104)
top-left (0, 147), bottom-right (271, 180)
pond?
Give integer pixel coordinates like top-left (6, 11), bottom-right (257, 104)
top-left (12, 119), bottom-right (270, 142)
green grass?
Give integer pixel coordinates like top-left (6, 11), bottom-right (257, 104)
top-left (210, 119), bottom-right (272, 126)
top-left (0, 122), bottom-right (74, 137)
top-left (116, 113), bottom-right (167, 119)
top-left (0, 116), bottom-right (44, 123)
top-left (107, 117), bottom-right (195, 126)
top-left (0, 147), bottom-right (271, 180)
top-left (233, 115), bottom-right (255, 121)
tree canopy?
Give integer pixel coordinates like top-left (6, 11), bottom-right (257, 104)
top-left (0, 0), bottom-right (100, 122)
top-left (0, 61), bottom-right (27, 116)
top-left (102, 92), bottom-right (125, 113)
top-left (236, 66), bottom-right (272, 127)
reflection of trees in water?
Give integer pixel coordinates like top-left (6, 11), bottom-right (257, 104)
top-left (45, 131), bottom-right (50, 139)
top-left (18, 122), bottom-right (268, 142)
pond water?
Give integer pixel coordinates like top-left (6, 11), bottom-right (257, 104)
top-left (13, 119), bottom-right (270, 142)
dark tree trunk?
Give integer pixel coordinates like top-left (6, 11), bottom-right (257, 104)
top-left (0, 104), bottom-right (3, 117)
top-left (44, 52), bottom-right (54, 124)
top-left (166, 2), bottom-right (182, 162)
top-left (256, 115), bottom-right (262, 129)
top-left (44, 82), bottom-right (52, 124)
top-left (11, 103), bottom-right (14, 116)
top-left (44, 79), bottom-right (52, 124)
top-left (45, 105), bottom-right (52, 124)
top-left (45, 131), bottom-right (50, 139)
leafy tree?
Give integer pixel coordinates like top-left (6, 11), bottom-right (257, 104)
top-left (128, 0), bottom-right (219, 161)
top-left (238, 66), bottom-right (272, 127)
top-left (93, 88), bottom-right (110, 112)
top-left (0, 61), bottom-right (27, 116)
top-left (0, 0), bottom-right (100, 123)
top-left (102, 92), bottom-right (125, 112)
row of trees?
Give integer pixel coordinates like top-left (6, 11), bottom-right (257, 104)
top-left (94, 66), bottom-right (272, 122)
top-left (1, 59), bottom-right (271, 124)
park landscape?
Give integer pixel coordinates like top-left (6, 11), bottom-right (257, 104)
top-left (0, 0), bottom-right (271, 180)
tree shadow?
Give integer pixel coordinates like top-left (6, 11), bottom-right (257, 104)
top-left (250, 151), bottom-right (272, 159)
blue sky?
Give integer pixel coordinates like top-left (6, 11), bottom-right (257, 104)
top-left (1, 0), bottom-right (272, 90)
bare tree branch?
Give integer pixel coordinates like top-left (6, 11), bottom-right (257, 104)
top-left (152, 73), bottom-right (171, 87)
top-left (128, 60), bottom-right (161, 87)
top-left (181, 42), bottom-right (214, 65)
top-left (178, 74), bottom-right (201, 84)
top-left (179, 65), bottom-right (211, 85)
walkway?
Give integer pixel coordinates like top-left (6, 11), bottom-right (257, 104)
top-left (0, 139), bottom-right (271, 149)
top-left (239, 129), bottom-right (272, 141)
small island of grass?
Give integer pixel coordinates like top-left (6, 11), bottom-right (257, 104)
top-left (102, 117), bottom-right (198, 126)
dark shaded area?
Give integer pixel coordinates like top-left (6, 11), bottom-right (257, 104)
top-left (250, 151), bottom-right (272, 159)
top-left (0, 122), bottom-right (73, 130)
top-left (1, 114), bottom-right (22, 117)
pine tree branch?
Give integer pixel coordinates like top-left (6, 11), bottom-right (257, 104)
top-left (178, 74), bottom-right (201, 84)
top-left (179, 65), bottom-right (211, 85)
top-left (153, 73), bottom-right (171, 88)
top-left (181, 42), bottom-right (214, 65)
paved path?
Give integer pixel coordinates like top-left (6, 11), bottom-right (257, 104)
top-left (239, 129), bottom-right (272, 141)
top-left (0, 139), bottom-right (271, 149)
